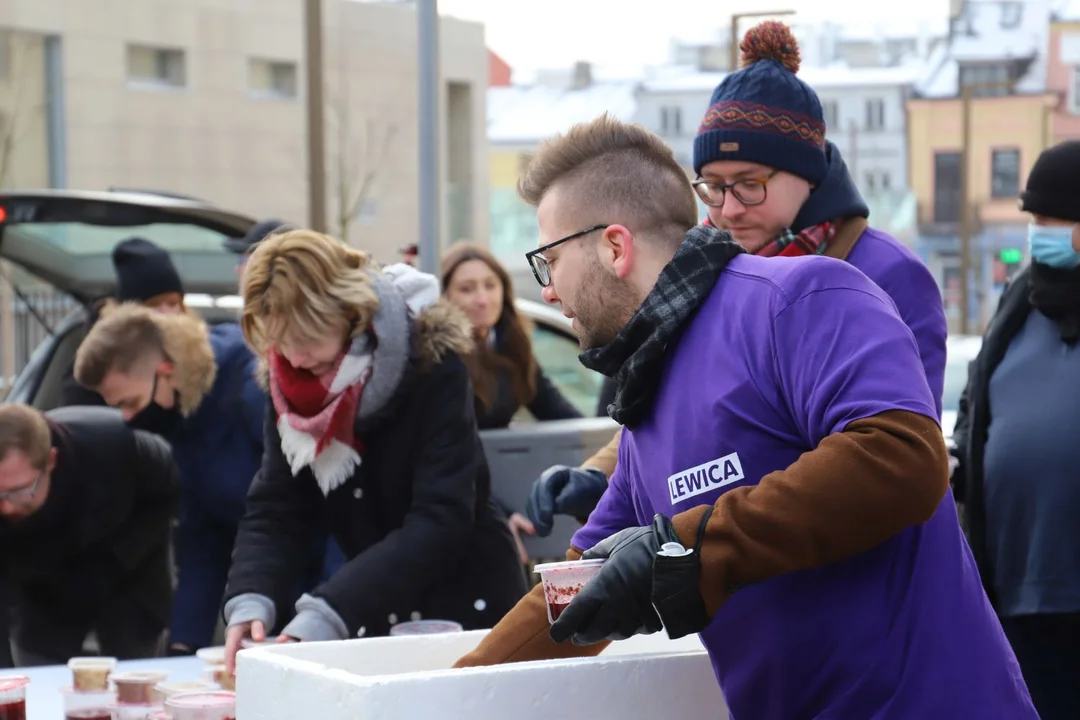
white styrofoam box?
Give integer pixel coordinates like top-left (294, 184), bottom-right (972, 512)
top-left (236, 629), bottom-right (729, 719)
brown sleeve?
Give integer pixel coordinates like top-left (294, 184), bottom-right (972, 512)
top-left (452, 548), bottom-right (611, 668)
top-left (583, 427), bottom-right (621, 478)
top-left (671, 410), bottom-right (948, 616)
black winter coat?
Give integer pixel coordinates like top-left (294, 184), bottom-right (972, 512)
top-left (224, 305), bottom-right (528, 639)
top-left (0, 406), bottom-right (179, 662)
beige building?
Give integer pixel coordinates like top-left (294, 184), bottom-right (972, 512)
top-left (0, 0), bottom-right (489, 263)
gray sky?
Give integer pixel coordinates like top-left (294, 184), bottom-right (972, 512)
top-left (438, 0), bottom-right (950, 72)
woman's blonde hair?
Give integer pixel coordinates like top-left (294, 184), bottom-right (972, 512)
top-left (240, 229), bottom-right (379, 355)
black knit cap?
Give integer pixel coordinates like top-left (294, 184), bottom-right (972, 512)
top-left (1020, 140), bottom-right (1080, 223)
top-left (112, 237), bottom-right (184, 303)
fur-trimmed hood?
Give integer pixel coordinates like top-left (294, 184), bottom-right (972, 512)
top-left (156, 312), bottom-right (218, 416)
top-left (411, 298), bottom-right (474, 369)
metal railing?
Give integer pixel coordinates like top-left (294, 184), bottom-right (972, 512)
top-left (0, 285), bottom-right (79, 391)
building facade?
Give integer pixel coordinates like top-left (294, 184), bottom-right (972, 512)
top-left (0, 0), bottom-right (489, 264)
top-left (908, 0), bottom-right (1057, 332)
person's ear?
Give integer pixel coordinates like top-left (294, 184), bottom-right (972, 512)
top-left (598, 224), bottom-right (635, 280)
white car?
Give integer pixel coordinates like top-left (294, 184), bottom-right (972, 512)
top-left (942, 334), bottom-right (982, 444)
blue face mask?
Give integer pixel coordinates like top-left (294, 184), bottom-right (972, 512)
top-left (1028, 224), bottom-right (1080, 269)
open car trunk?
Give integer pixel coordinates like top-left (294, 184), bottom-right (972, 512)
top-left (0, 189), bottom-right (257, 304)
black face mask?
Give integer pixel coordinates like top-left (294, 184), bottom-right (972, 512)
top-left (128, 373), bottom-right (182, 437)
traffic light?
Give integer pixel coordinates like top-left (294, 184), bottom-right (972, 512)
top-left (999, 247), bottom-right (1023, 265)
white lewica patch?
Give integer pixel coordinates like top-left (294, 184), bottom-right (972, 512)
top-left (236, 629), bottom-right (728, 719)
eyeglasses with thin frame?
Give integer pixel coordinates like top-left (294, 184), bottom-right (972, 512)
top-left (692, 170), bottom-right (779, 208)
top-left (0, 470), bottom-right (43, 505)
top-left (524, 224), bottom-right (608, 288)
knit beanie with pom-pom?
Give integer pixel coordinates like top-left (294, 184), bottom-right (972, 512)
top-left (693, 20), bottom-right (828, 183)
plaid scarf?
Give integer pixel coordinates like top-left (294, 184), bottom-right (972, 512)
top-left (579, 224), bottom-right (745, 428)
top-left (703, 216), bottom-right (837, 257)
top-left (269, 335), bottom-right (374, 495)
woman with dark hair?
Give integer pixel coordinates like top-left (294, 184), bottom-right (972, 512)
top-left (441, 243), bottom-right (581, 429)
top-left (441, 244), bottom-right (581, 562)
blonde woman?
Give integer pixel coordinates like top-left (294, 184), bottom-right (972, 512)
top-left (221, 230), bottom-right (527, 671)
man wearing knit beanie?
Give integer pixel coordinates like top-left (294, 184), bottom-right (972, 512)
top-left (112, 237), bottom-right (186, 314)
top-left (527, 21), bottom-right (949, 549)
top-left (952, 139), bottom-right (1080, 720)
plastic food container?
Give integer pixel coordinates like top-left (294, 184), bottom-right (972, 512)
top-left (111, 671), bottom-right (169, 705)
top-left (533, 558), bottom-right (606, 624)
top-left (165, 691), bottom-right (236, 720)
top-left (0, 675), bottom-right (29, 720)
top-left (202, 666), bottom-right (234, 692)
top-left (388, 620), bottom-right (464, 636)
top-left (68, 658), bottom-right (118, 692)
top-left (145, 713), bottom-right (170, 720)
top-left (62, 686), bottom-right (115, 719)
top-left (106, 703), bottom-right (162, 720)
top-left (194, 647), bottom-right (225, 666)
top-left (154, 681), bottom-right (216, 701)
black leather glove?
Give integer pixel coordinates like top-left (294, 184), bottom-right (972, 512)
top-left (549, 512), bottom-right (713, 646)
top-left (526, 465), bottom-right (609, 537)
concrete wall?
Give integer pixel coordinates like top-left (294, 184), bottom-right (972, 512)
top-left (0, 0), bottom-right (489, 264)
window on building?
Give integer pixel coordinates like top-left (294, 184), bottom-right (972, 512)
top-left (127, 45), bottom-right (186, 88)
top-left (959, 63), bottom-right (1012, 96)
top-left (933, 152), bottom-right (962, 223)
top-left (881, 172), bottom-right (891, 190)
top-left (661, 106), bottom-right (682, 136)
top-left (1000, 2), bottom-right (1022, 29)
top-left (865, 99), bottom-right (885, 131)
top-left (822, 100), bottom-right (839, 131)
top-left (249, 59), bottom-right (298, 99)
top-left (865, 172), bottom-right (876, 192)
top-left (990, 148), bottom-right (1020, 199)
top-left (1072, 67), bottom-right (1080, 114)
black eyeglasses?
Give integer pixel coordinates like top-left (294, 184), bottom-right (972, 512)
top-left (524, 225), bottom-right (608, 287)
top-left (0, 470), bottom-right (43, 505)
top-left (692, 170), bottom-right (779, 208)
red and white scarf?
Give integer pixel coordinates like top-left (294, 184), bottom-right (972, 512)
top-left (268, 336), bottom-right (374, 495)
top-left (702, 216), bottom-right (838, 257)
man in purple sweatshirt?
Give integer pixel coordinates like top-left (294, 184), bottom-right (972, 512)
top-left (455, 111), bottom-right (1034, 717)
top-left (526, 21), bottom-right (949, 536)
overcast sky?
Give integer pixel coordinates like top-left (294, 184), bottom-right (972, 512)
top-left (437, 0), bottom-right (951, 72)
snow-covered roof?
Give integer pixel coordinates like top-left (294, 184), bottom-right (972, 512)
top-left (487, 82), bottom-right (639, 145)
top-left (640, 64), bottom-right (922, 94)
top-left (916, 0), bottom-right (1052, 97)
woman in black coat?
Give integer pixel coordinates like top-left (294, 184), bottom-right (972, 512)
top-left (441, 244), bottom-right (581, 562)
top-left (221, 230), bottom-right (526, 672)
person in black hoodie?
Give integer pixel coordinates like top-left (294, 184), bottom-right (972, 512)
top-left (0, 403), bottom-right (179, 667)
top-left (59, 237), bottom-right (189, 407)
top-left (222, 230), bottom-right (526, 674)
top-left (952, 140), bottom-right (1080, 720)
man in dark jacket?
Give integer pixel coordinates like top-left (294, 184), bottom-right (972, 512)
top-left (0, 403), bottom-right (179, 667)
top-left (952, 139), bottom-right (1080, 720)
top-left (72, 303), bottom-right (271, 657)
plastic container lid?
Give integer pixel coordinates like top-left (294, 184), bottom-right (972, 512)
top-left (156, 680), bottom-right (216, 696)
top-left (167, 691), bottom-right (236, 708)
top-left (67, 657), bottom-right (118, 669)
top-left (0, 675), bottom-right (29, 692)
top-left (195, 647), bottom-right (226, 664)
top-left (112, 670), bottom-right (169, 684)
top-left (533, 558), bottom-right (605, 573)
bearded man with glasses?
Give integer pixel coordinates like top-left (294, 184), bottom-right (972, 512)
top-left (0, 403), bottom-right (179, 668)
top-left (526, 20), bottom-right (948, 540)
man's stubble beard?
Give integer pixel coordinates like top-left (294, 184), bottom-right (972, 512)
top-left (574, 259), bottom-right (641, 351)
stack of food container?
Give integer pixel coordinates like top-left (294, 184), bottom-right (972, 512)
top-left (61, 657), bottom-right (117, 720)
top-left (106, 670), bottom-right (168, 719)
top-left (193, 648), bottom-right (232, 692)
